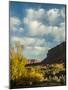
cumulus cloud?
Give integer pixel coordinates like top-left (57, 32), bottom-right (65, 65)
top-left (19, 27), bottom-right (24, 32)
top-left (23, 46), bottom-right (49, 60)
top-left (47, 23), bottom-right (65, 43)
top-left (24, 8), bottom-right (65, 25)
top-left (25, 8), bottom-right (45, 20)
top-left (47, 8), bottom-right (60, 25)
top-left (11, 36), bottom-right (48, 47)
top-left (54, 23), bottom-right (65, 43)
top-left (11, 36), bottom-right (50, 60)
top-left (60, 8), bottom-right (65, 19)
top-left (24, 19), bottom-right (65, 43)
top-left (10, 17), bottom-right (24, 33)
top-left (10, 17), bottom-right (21, 31)
top-left (47, 8), bottom-right (65, 25)
top-left (10, 6), bottom-right (65, 60)
top-left (23, 8), bottom-right (65, 44)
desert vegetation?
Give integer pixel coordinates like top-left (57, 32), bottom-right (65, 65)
top-left (10, 43), bottom-right (66, 88)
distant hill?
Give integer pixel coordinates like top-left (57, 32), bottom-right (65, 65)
top-left (27, 59), bottom-right (39, 64)
top-left (42, 42), bottom-right (66, 64)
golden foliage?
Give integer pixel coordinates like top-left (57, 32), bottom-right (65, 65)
top-left (10, 42), bottom-right (27, 80)
top-left (10, 42), bottom-right (44, 83)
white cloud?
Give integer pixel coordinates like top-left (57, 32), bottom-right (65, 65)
top-left (10, 17), bottom-right (21, 31)
top-left (24, 18), bottom-right (65, 44)
top-left (11, 37), bottom-right (34, 46)
top-left (34, 46), bottom-right (49, 51)
top-left (24, 8), bottom-right (65, 26)
top-left (23, 46), bottom-right (49, 60)
top-left (11, 36), bottom-right (50, 60)
top-left (23, 8), bottom-right (65, 44)
top-left (24, 18), bottom-right (49, 36)
top-left (10, 7), bottom-right (65, 60)
top-left (53, 22), bottom-right (65, 43)
top-left (47, 8), bottom-right (60, 24)
top-left (60, 8), bottom-right (65, 19)
top-left (11, 36), bottom-right (47, 47)
top-left (19, 27), bottom-right (24, 32)
top-left (25, 46), bottom-right (48, 54)
top-left (25, 8), bottom-right (45, 20)
top-left (10, 17), bottom-right (24, 33)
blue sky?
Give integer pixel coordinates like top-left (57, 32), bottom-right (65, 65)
top-left (10, 1), bottom-right (66, 61)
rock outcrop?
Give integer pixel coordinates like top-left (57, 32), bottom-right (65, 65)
top-left (25, 42), bottom-right (66, 67)
top-left (42, 42), bottom-right (66, 64)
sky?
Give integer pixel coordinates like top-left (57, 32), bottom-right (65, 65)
top-left (10, 1), bottom-right (66, 61)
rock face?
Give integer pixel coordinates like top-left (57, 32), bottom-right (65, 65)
top-left (42, 42), bottom-right (66, 64)
top-left (25, 42), bottom-right (66, 67)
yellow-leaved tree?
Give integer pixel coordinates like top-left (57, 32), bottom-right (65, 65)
top-left (10, 41), bottom-right (27, 81)
top-left (10, 41), bottom-right (44, 88)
